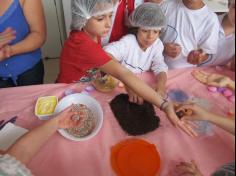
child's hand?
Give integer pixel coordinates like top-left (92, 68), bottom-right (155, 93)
top-left (192, 70), bottom-right (232, 88)
top-left (0, 28), bottom-right (16, 49)
top-left (164, 42), bottom-right (182, 58)
top-left (163, 102), bottom-right (198, 137)
top-left (55, 105), bottom-right (81, 129)
top-left (176, 103), bottom-right (212, 122)
top-left (125, 86), bottom-right (144, 105)
top-left (0, 45), bottom-right (12, 61)
top-left (187, 49), bottom-right (208, 65)
top-left (176, 160), bottom-right (203, 176)
top-left (155, 85), bottom-right (166, 98)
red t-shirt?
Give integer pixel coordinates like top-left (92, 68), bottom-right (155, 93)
top-left (109, 0), bottom-right (148, 43)
top-left (109, 0), bottom-right (135, 43)
top-left (57, 31), bottom-right (111, 83)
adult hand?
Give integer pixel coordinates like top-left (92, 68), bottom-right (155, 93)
top-left (176, 160), bottom-right (203, 176)
top-left (163, 102), bottom-right (198, 137)
top-left (125, 86), bottom-right (144, 105)
top-left (164, 42), bottom-right (182, 58)
top-left (192, 70), bottom-right (232, 88)
top-left (187, 49), bottom-right (208, 65)
top-left (56, 105), bottom-right (81, 129)
top-left (0, 45), bottom-right (12, 61)
top-left (0, 28), bottom-right (16, 49)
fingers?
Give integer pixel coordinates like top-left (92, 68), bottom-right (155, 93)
top-left (0, 45), bottom-right (12, 61)
top-left (192, 70), bottom-right (208, 84)
top-left (198, 53), bottom-right (208, 64)
top-left (187, 51), bottom-right (196, 64)
top-left (0, 28), bottom-right (16, 48)
top-left (3, 45), bottom-right (12, 58)
top-left (178, 121), bottom-right (198, 137)
top-left (177, 161), bottom-right (202, 176)
top-left (177, 162), bottom-right (196, 176)
top-left (164, 43), bottom-right (182, 58)
top-left (137, 96), bottom-right (144, 105)
top-left (188, 50), bottom-right (204, 65)
top-left (128, 92), bottom-right (143, 105)
top-left (176, 104), bottom-right (195, 112)
top-left (129, 94), bottom-right (136, 103)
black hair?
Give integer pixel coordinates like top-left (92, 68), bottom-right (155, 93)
top-left (127, 27), bottom-right (139, 36)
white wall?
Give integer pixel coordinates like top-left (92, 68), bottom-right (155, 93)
top-left (41, 0), bottom-right (66, 58)
top-left (62, 0), bottom-right (71, 37)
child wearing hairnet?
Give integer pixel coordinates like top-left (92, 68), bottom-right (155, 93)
top-left (102, 0), bottom-right (165, 45)
top-left (204, 0), bottom-right (235, 69)
top-left (104, 2), bottom-right (168, 103)
top-left (56, 0), bottom-right (197, 137)
top-left (160, 0), bottom-right (220, 69)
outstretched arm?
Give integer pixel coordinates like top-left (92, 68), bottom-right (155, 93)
top-left (100, 59), bottom-right (197, 137)
top-left (178, 104), bottom-right (235, 135)
top-left (6, 105), bottom-right (80, 164)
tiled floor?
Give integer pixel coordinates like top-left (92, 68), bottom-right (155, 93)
top-left (43, 58), bottom-right (60, 84)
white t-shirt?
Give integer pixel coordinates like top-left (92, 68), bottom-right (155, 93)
top-left (101, 0), bottom-right (144, 46)
top-left (104, 34), bottom-right (168, 75)
top-left (206, 14), bottom-right (235, 66)
top-left (161, 0), bottom-right (220, 69)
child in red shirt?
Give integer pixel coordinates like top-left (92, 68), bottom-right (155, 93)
top-left (57, 0), bottom-right (196, 137)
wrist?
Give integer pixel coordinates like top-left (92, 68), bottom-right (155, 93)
top-left (9, 45), bottom-right (15, 57)
top-left (160, 99), bottom-right (169, 111)
top-left (227, 80), bottom-right (235, 90)
top-left (49, 117), bottom-right (60, 129)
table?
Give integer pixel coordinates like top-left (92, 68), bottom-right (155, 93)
top-left (0, 67), bottom-right (234, 176)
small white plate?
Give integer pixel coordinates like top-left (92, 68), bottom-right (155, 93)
top-left (54, 93), bottom-right (103, 141)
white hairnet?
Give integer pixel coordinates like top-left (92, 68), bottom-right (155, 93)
top-left (128, 2), bottom-right (167, 30)
top-left (71, 0), bottom-right (117, 30)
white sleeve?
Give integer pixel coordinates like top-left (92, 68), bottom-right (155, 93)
top-left (199, 13), bottom-right (220, 54)
top-left (103, 36), bottom-right (128, 62)
top-left (0, 154), bottom-right (32, 176)
top-left (151, 43), bottom-right (168, 75)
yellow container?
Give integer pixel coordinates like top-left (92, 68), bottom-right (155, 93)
top-left (35, 96), bottom-right (58, 120)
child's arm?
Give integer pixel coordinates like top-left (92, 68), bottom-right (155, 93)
top-left (6, 106), bottom-right (80, 164)
top-left (178, 104), bottom-right (235, 135)
top-left (99, 59), bottom-right (197, 137)
top-left (8, 0), bottom-right (46, 56)
top-left (154, 72), bottom-right (167, 97)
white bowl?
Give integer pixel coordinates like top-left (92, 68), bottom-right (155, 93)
top-left (54, 93), bottom-right (103, 141)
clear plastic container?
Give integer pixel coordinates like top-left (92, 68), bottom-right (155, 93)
top-left (193, 120), bottom-right (214, 136)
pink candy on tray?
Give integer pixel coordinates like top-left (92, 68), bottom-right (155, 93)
top-left (207, 86), bottom-right (218, 93)
top-left (207, 86), bottom-right (235, 102)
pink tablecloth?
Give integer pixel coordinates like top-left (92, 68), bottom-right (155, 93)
top-left (0, 67), bottom-right (235, 176)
